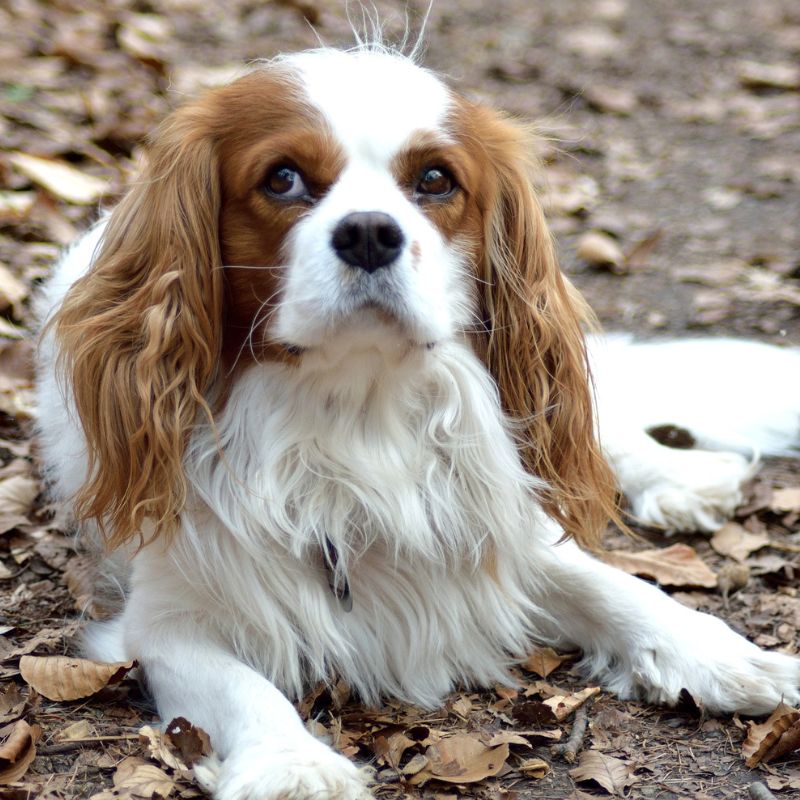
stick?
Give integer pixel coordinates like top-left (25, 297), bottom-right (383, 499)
top-left (551, 703), bottom-right (590, 763)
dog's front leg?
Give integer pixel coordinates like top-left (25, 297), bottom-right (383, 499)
top-left (123, 613), bottom-right (372, 800)
top-left (531, 533), bottom-right (800, 715)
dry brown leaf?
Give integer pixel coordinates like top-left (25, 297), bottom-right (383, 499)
top-left (0, 685), bottom-right (25, 726)
top-left (0, 192), bottom-right (36, 221)
top-left (0, 474), bottom-right (38, 520)
top-left (373, 728), bottom-right (417, 769)
top-left (742, 702), bottom-right (800, 767)
top-left (766, 772), bottom-right (800, 791)
top-left (576, 231), bottom-right (624, 270)
top-left (569, 749), bottom-right (637, 795)
top-left (19, 655), bottom-right (136, 701)
top-left (486, 731), bottom-right (531, 747)
top-left (584, 85), bottom-right (637, 115)
top-left (164, 717), bottom-right (212, 768)
top-left (112, 756), bottom-right (176, 798)
top-left (139, 725), bottom-right (188, 772)
top-left (0, 339), bottom-right (36, 423)
top-left (408, 734), bottom-right (509, 786)
top-left (518, 756), bottom-right (550, 778)
top-left (710, 523), bottom-right (769, 563)
top-left (0, 719), bottom-right (41, 784)
top-left (520, 646), bottom-right (567, 678)
top-left (544, 687), bottom-right (601, 721)
top-left (1, 621), bottom-right (81, 662)
top-left (7, 153), bottom-right (107, 205)
top-left (56, 720), bottom-right (93, 741)
top-left (738, 60), bottom-right (800, 91)
top-left (771, 487), bottom-right (800, 513)
top-left (602, 543), bottom-right (717, 588)
top-left (0, 265), bottom-right (27, 319)
top-left (450, 694), bottom-right (473, 717)
top-left (117, 13), bottom-right (173, 65)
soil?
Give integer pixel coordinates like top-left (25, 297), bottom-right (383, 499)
top-left (0, 1), bottom-right (799, 798)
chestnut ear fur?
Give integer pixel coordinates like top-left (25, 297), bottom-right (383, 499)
top-left (52, 101), bottom-right (224, 549)
top-left (466, 103), bottom-right (620, 548)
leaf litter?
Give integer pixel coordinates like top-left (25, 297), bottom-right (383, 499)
top-left (0, 0), bottom-right (799, 797)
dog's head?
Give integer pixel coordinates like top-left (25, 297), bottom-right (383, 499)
top-left (54, 46), bottom-right (617, 549)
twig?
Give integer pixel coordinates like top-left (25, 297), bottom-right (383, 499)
top-left (551, 702), bottom-right (590, 763)
top-left (768, 542), bottom-right (800, 554)
top-left (38, 733), bottom-right (140, 755)
top-left (749, 782), bottom-right (777, 800)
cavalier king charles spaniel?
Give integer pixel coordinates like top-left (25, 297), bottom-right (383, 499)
top-left (36, 45), bottom-right (800, 799)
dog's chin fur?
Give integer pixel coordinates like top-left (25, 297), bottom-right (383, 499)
top-left (35, 44), bottom-right (800, 800)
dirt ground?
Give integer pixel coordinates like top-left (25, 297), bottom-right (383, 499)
top-left (1, 0), bottom-right (799, 798)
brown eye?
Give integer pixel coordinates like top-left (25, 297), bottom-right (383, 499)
top-left (264, 165), bottom-right (309, 200)
top-left (416, 166), bottom-right (456, 197)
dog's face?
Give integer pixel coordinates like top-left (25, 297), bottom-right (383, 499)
top-left (54, 46), bottom-right (618, 550)
top-left (217, 50), bottom-right (483, 361)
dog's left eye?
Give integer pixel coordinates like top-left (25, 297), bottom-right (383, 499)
top-left (416, 167), bottom-right (456, 197)
top-left (264, 165), bottom-right (309, 200)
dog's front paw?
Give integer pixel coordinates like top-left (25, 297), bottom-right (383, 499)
top-left (629, 449), bottom-right (754, 532)
top-left (195, 738), bottom-right (372, 800)
top-left (601, 610), bottom-right (800, 715)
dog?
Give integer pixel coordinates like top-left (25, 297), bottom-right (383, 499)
top-left (36, 45), bottom-right (800, 799)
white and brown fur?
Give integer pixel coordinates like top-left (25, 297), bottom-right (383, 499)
top-left (36, 45), bottom-right (800, 800)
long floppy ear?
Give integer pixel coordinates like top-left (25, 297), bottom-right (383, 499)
top-left (470, 106), bottom-right (620, 548)
top-left (52, 101), bottom-right (223, 549)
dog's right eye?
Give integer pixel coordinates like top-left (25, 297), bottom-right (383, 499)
top-left (264, 165), bottom-right (309, 200)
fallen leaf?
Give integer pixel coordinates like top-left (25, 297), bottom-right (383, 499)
top-left (742, 703), bottom-right (800, 767)
top-left (0, 192), bottom-right (36, 221)
top-left (450, 695), bottom-right (473, 718)
top-left (0, 265), bottom-right (27, 319)
top-left (576, 231), bottom-right (624, 271)
top-left (485, 731), bottom-right (531, 747)
top-left (518, 756), bottom-right (550, 777)
top-left (7, 153), bottom-right (107, 205)
top-left (602, 544), bottom-right (717, 588)
top-left (544, 687), bottom-right (601, 721)
top-left (770, 487), bottom-right (800, 513)
top-left (1, 621), bottom-right (81, 662)
top-left (0, 685), bottom-right (25, 726)
top-left (569, 749), bottom-right (637, 795)
top-left (117, 13), bottom-right (173, 65)
top-left (520, 646), bottom-right (568, 678)
top-left (584, 85), bottom-right (637, 115)
top-left (710, 523), bottom-right (769, 563)
top-left (408, 734), bottom-right (509, 786)
top-left (0, 719), bottom-right (41, 784)
top-left (738, 61), bottom-right (800, 91)
top-left (19, 655), bottom-right (136, 701)
top-left (0, 474), bottom-right (38, 521)
top-left (372, 728), bottom-right (416, 769)
top-left (164, 717), bottom-right (212, 768)
top-left (112, 756), bottom-right (176, 798)
top-left (56, 720), bottom-right (93, 741)
top-left (766, 772), bottom-right (800, 791)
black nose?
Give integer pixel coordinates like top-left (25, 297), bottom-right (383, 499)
top-left (331, 211), bottom-right (405, 273)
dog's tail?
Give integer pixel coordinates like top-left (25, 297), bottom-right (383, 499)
top-left (588, 335), bottom-right (800, 457)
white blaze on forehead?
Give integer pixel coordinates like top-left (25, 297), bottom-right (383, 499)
top-left (285, 49), bottom-right (452, 164)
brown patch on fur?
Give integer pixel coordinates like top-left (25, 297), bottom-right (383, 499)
top-left (50, 66), bottom-right (345, 548)
top-left (447, 97), bottom-right (621, 550)
top-left (391, 135), bottom-right (483, 246)
top-left (215, 73), bottom-right (345, 373)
